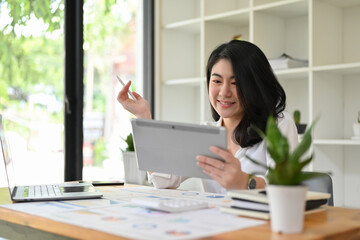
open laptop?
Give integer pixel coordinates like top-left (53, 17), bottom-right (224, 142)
top-left (131, 118), bottom-right (227, 179)
top-left (0, 114), bottom-right (103, 202)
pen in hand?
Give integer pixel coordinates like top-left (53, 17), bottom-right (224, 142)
top-left (116, 75), bottom-right (136, 100)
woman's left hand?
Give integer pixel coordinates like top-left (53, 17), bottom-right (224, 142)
top-left (196, 146), bottom-right (248, 189)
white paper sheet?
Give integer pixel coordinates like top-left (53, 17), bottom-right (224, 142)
top-left (1, 186), bottom-right (266, 239)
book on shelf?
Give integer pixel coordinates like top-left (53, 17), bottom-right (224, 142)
top-left (221, 189), bottom-right (331, 220)
top-left (268, 53), bottom-right (308, 70)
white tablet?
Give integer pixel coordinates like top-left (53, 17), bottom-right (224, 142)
top-left (131, 119), bottom-right (227, 179)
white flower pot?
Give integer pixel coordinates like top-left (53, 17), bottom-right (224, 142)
top-left (267, 185), bottom-right (308, 234)
top-left (122, 152), bottom-right (147, 185)
top-left (353, 123), bottom-right (360, 138)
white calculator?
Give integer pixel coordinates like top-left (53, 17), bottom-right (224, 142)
top-left (131, 197), bottom-right (208, 213)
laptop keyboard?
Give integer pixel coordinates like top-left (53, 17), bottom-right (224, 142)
top-left (24, 185), bottom-right (62, 197)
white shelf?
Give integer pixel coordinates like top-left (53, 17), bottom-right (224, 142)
top-left (163, 78), bottom-right (203, 86)
top-left (156, 0), bottom-right (360, 208)
top-left (314, 139), bottom-right (360, 145)
top-left (204, 9), bottom-right (250, 24)
top-left (312, 62), bottom-right (360, 75)
top-left (164, 19), bottom-right (201, 33)
top-left (204, 0), bottom-right (249, 16)
top-left (161, 0), bottom-right (200, 26)
top-left (274, 67), bottom-right (309, 78)
top-left (253, 0), bottom-right (308, 17)
top-left (319, 0), bottom-right (360, 8)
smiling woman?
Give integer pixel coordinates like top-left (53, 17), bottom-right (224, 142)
top-left (117, 40), bottom-right (299, 194)
top-left (208, 59), bottom-right (243, 122)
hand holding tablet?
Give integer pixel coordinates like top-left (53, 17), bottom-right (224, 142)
top-left (131, 119), bottom-right (227, 179)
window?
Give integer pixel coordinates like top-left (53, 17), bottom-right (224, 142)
top-left (0, 0), bottom-right (153, 187)
top-left (82, 0), bottom-right (142, 181)
top-left (0, 0), bottom-right (65, 186)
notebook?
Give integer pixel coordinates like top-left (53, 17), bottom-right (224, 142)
top-left (0, 114), bottom-right (103, 202)
top-left (131, 118), bottom-right (227, 179)
top-left (221, 188), bottom-right (330, 220)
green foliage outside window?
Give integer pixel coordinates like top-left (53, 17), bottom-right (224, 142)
top-left (1, 0), bottom-right (138, 169)
top-left (0, 0), bottom-right (63, 120)
top-left (93, 137), bottom-right (106, 167)
top-left (0, 0), bottom-right (137, 118)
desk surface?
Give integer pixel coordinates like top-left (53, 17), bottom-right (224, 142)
top-left (1, 186), bottom-right (360, 240)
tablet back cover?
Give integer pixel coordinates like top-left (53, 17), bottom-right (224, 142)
top-left (131, 119), bottom-right (227, 179)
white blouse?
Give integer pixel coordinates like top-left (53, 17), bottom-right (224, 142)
top-left (147, 111), bottom-right (298, 193)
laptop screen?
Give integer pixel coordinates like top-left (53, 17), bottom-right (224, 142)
top-left (0, 114), bottom-right (17, 195)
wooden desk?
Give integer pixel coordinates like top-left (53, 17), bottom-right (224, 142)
top-left (0, 186), bottom-right (360, 240)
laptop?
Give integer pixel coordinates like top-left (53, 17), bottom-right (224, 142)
top-left (0, 114), bottom-right (103, 202)
top-left (131, 118), bottom-right (227, 179)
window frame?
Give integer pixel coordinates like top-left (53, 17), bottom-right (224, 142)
top-left (64, 0), bottom-right (154, 181)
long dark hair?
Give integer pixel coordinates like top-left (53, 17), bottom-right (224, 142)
top-left (206, 40), bottom-right (286, 147)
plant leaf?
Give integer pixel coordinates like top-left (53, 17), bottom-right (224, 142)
top-left (246, 154), bottom-right (269, 170)
top-left (296, 156), bottom-right (313, 172)
top-left (298, 171), bottom-right (325, 183)
top-left (246, 115), bottom-right (320, 186)
top-left (289, 119), bottom-right (317, 164)
top-left (264, 116), bottom-right (289, 164)
top-left (250, 117), bottom-right (289, 163)
top-left (122, 133), bottom-right (134, 152)
top-left (249, 123), bottom-right (266, 139)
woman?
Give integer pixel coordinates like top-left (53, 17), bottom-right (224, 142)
top-left (117, 40), bottom-right (298, 193)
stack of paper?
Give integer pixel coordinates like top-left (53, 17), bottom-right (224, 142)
top-left (220, 189), bottom-right (330, 220)
top-left (269, 53), bottom-right (308, 70)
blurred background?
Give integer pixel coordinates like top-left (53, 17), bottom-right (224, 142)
top-left (0, 0), bottom-right (142, 186)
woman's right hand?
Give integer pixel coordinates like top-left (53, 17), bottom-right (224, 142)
top-left (117, 80), bottom-right (152, 119)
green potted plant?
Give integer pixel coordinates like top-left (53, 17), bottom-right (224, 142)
top-left (123, 133), bottom-right (135, 152)
top-left (121, 133), bottom-right (146, 184)
top-left (247, 115), bottom-right (321, 234)
top-left (293, 110), bottom-right (307, 134)
top-left (352, 111), bottom-right (360, 140)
